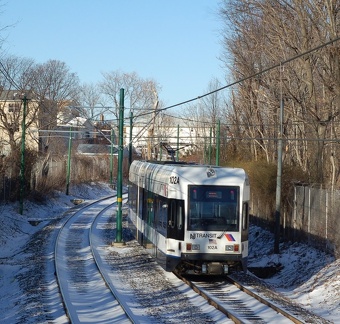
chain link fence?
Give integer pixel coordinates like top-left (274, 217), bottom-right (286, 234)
top-left (251, 185), bottom-right (340, 258)
top-left (292, 185), bottom-right (340, 257)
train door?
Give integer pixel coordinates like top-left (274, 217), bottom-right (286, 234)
top-left (167, 199), bottom-right (185, 241)
top-left (241, 201), bottom-right (249, 241)
top-left (241, 201), bottom-right (249, 271)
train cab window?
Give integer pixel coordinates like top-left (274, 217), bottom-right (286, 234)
top-left (188, 185), bottom-right (240, 231)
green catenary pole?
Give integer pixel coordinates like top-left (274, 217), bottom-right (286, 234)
top-left (216, 120), bottom-right (220, 166)
top-left (66, 126), bottom-right (72, 195)
top-left (209, 127), bottom-right (212, 165)
top-left (19, 95), bottom-right (28, 214)
top-left (204, 137), bottom-right (207, 164)
top-left (110, 128), bottom-right (115, 186)
top-left (116, 88), bottom-right (124, 243)
top-left (176, 124), bottom-right (179, 162)
top-left (129, 111), bottom-right (133, 168)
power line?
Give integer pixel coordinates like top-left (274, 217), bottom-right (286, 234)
top-left (154, 36), bottom-right (340, 114)
top-left (2, 36), bottom-right (340, 151)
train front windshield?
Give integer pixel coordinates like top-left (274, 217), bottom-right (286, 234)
top-left (188, 185), bottom-right (240, 231)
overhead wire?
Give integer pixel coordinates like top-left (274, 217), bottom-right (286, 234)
top-left (108, 35), bottom-right (340, 149)
top-left (2, 36), bottom-right (340, 148)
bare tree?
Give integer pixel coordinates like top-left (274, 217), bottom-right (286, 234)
top-left (182, 78), bottom-right (225, 160)
top-left (0, 55), bottom-right (37, 153)
top-left (183, 103), bottom-right (203, 144)
top-left (100, 70), bottom-right (161, 123)
top-left (78, 82), bottom-right (106, 120)
top-left (201, 78), bottom-right (225, 145)
top-left (100, 70), bottom-right (162, 158)
top-left (219, 0), bottom-right (340, 185)
top-left (30, 59), bottom-right (80, 153)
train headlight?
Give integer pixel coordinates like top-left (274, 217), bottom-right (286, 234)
top-left (223, 264), bottom-right (229, 274)
top-left (202, 263), bottom-right (207, 274)
top-left (225, 245), bottom-right (233, 251)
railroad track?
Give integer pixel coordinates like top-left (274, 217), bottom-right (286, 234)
top-left (54, 195), bottom-right (137, 323)
top-left (175, 272), bottom-right (329, 324)
top-left (53, 195), bottom-right (226, 323)
top-left (52, 195), bottom-right (329, 323)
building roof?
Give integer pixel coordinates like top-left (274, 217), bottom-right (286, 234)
top-left (77, 144), bottom-right (118, 155)
top-left (0, 90), bottom-right (38, 101)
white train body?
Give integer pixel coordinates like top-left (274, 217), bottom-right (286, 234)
top-left (128, 160), bottom-right (250, 275)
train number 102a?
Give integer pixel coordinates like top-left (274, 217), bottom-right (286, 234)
top-left (169, 176), bottom-right (180, 184)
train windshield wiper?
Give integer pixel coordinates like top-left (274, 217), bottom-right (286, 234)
top-left (217, 230), bottom-right (227, 239)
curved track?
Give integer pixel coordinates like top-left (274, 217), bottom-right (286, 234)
top-left (54, 195), bottom-right (224, 323)
top-left (53, 195), bottom-right (328, 323)
top-left (55, 195), bottom-right (134, 323)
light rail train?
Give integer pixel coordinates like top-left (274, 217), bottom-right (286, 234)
top-left (128, 160), bottom-right (250, 275)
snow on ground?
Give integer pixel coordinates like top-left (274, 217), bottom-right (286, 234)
top-left (0, 183), bottom-right (339, 323)
top-left (248, 225), bottom-right (340, 322)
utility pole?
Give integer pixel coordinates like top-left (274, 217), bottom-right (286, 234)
top-left (275, 66), bottom-right (284, 254)
top-left (19, 95), bottom-right (28, 215)
top-left (216, 120), bottom-right (220, 166)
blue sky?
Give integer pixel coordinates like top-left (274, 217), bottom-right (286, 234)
top-left (1, 0), bottom-right (226, 108)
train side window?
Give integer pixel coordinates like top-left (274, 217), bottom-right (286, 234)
top-left (156, 196), bottom-right (168, 236)
top-left (177, 200), bottom-right (184, 230)
top-left (242, 202), bottom-right (249, 230)
top-left (141, 188), bottom-right (147, 220)
top-left (169, 200), bottom-right (176, 228)
top-left (147, 193), bottom-right (154, 226)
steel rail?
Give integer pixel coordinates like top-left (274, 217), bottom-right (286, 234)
top-left (174, 272), bottom-right (244, 324)
top-left (54, 196), bottom-right (115, 321)
top-left (89, 195), bottom-right (139, 323)
top-left (175, 271), bottom-right (305, 323)
top-left (54, 195), bottom-right (133, 323)
top-left (226, 275), bottom-right (303, 324)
